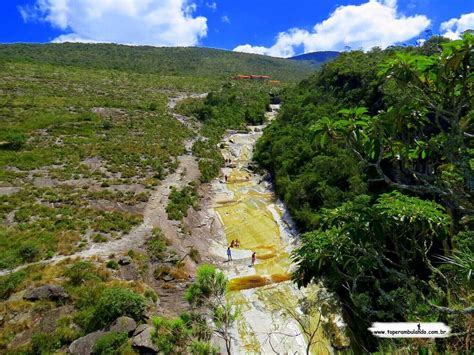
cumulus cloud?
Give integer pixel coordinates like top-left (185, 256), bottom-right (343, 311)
top-left (19, 0), bottom-right (208, 46)
top-left (441, 12), bottom-right (474, 40)
top-left (234, 0), bottom-right (430, 57)
top-left (206, 2), bottom-right (217, 11)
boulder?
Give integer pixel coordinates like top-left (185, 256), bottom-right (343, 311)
top-left (120, 264), bottom-right (141, 281)
top-left (132, 325), bottom-right (158, 354)
top-left (69, 330), bottom-right (106, 355)
top-left (23, 285), bottom-right (68, 301)
top-left (110, 316), bottom-right (137, 335)
top-left (119, 256), bottom-right (132, 265)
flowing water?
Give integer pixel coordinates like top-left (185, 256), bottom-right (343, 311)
top-left (209, 106), bottom-right (349, 354)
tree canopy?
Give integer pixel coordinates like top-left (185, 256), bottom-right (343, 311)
top-left (255, 34), bottom-right (473, 353)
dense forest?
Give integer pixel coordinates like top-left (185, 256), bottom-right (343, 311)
top-left (0, 43), bottom-right (317, 82)
top-left (255, 34), bottom-right (473, 352)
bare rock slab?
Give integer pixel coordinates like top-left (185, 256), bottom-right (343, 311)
top-left (132, 325), bottom-right (158, 354)
top-left (23, 285), bottom-right (68, 301)
top-left (69, 331), bottom-right (106, 355)
top-left (110, 316), bottom-right (137, 335)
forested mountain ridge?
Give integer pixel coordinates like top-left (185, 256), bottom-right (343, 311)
top-left (255, 34), bottom-right (473, 353)
top-left (290, 51), bottom-right (340, 64)
top-left (0, 43), bottom-right (316, 82)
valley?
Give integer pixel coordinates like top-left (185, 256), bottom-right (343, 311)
top-left (0, 34), bottom-right (473, 355)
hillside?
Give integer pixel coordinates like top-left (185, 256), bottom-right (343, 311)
top-left (0, 41), bottom-right (300, 353)
top-left (290, 51), bottom-right (340, 64)
top-left (255, 35), bottom-right (473, 353)
top-left (0, 43), bottom-right (315, 82)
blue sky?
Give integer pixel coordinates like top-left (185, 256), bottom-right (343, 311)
top-left (1, 0), bottom-right (473, 57)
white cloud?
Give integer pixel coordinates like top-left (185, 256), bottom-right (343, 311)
top-left (221, 15), bottom-right (230, 24)
top-left (206, 2), bottom-right (217, 11)
top-left (19, 0), bottom-right (208, 46)
top-left (440, 13), bottom-right (474, 40)
top-left (234, 0), bottom-right (430, 57)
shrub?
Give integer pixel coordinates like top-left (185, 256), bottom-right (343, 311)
top-left (2, 132), bottom-right (27, 150)
top-left (64, 260), bottom-right (101, 285)
top-left (92, 234), bottom-right (108, 243)
top-left (153, 316), bottom-right (192, 354)
top-left (101, 120), bottom-right (113, 130)
top-left (144, 288), bottom-right (158, 303)
top-left (198, 160), bottom-right (220, 183)
top-left (0, 270), bottom-right (28, 300)
top-left (166, 185), bottom-right (199, 220)
top-left (106, 260), bottom-right (119, 270)
top-left (92, 331), bottom-right (128, 355)
top-left (146, 228), bottom-right (168, 261)
top-left (18, 244), bottom-right (39, 262)
top-left (93, 287), bottom-right (146, 328)
top-left (189, 247), bottom-right (201, 264)
top-left (189, 341), bottom-right (219, 355)
top-left (31, 333), bottom-right (60, 354)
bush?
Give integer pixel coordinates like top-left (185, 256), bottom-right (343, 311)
top-left (31, 333), bottom-right (60, 354)
top-left (146, 228), bottom-right (168, 261)
top-left (153, 316), bottom-right (192, 354)
top-left (18, 244), bottom-right (39, 262)
top-left (144, 288), bottom-right (158, 303)
top-left (92, 287), bottom-right (146, 329)
top-left (92, 234), bottom-right (108, 243)
top-left (2, 132), bottom-right (27, 150)
top-left (198, 160), bottom-right (220, 183)
top-left (106, 260), bottom-right (119, 270)
top-left (0, 270), bottom-right (28, 300)
top-left (189, 341), bottom-right (219, 355)
top-left (64, 260), bottom-right (101, 286)
top-left (92, 331), bottom-right (128, 355)
top-left (166, 185), bottom-right (199, 220)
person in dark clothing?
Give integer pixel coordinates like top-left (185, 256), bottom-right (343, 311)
top-left (227, 246), bottom-right (232, 261)
top-left (251, 252), bottom-right (256, 266)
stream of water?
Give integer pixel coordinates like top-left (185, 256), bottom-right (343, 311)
top-left (209, 106), bottom-right (348, 354)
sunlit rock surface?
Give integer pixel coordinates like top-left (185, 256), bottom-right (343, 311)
top-left (209, 107), bottom-right (349, 354)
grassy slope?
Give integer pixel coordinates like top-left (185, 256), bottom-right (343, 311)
top-left (0, 43), bottom-right (317, 270)
top-left (0, 44), bottom-right (318, 352)
top-left (0, 43), bottom-right (315, 82)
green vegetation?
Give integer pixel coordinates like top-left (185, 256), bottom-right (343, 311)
top-left (177, 80), bottom-right (274, 181)
top-left (146, 228), bottom-right (170, 261)
top-left (152, 314), bottom-right (216, 355)
top-left (92, 331), bottom-right (129, 355)
top-left (0, 260), bottom-right (153, 353)
top-left (255, 34), bottom-right (473, 353)
top-left (0, 270), bottom-right (28, 300)
top-left (0, 43), bottom-right (315, 82)
top-left (0, 41), bottom-right (317, 354)
top-left (0, 56), bottom-right (197, 269)
top-left (64, 260), bottom-right (108, 286)
top-left (185, 265), bottom-right (237, 355)
top-left (166, 183), bottom-right (199, 220)
top-left (150, 265), bottom-right (233, 354)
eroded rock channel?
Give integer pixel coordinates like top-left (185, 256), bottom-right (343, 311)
top-left (208, 106), bottom-right (349, 354)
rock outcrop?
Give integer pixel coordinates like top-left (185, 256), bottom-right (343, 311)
top-left (23, 285), bottom-right (68, 301)
top-left (69, 331), bottom-right (106, 355)
top-left (109, 316), bottom-right (137, 335)
top-left (132, 324), bottom-right (158, 354)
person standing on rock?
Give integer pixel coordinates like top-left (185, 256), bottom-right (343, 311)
top-left (251, 252), bottom-right (256, 266)
top-left (227, 246), bottom-right (232, 261)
